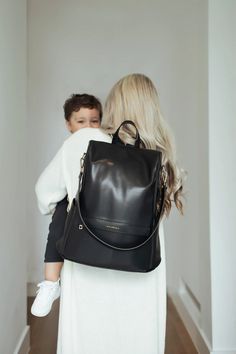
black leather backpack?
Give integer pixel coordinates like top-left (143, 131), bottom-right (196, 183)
top-left (56, 120), bottom-right (167, 272)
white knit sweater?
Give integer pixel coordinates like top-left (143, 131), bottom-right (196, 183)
top-left (35, 127), bottom-right (112, 215)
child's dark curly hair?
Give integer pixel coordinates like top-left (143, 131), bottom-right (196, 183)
top-left (63, 94), bottom-right (102, 121)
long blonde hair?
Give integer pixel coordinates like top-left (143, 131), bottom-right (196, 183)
top-left (101, 73), bottom-right (187, 217)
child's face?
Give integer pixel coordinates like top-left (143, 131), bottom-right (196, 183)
top-left (66, 108), bottom-right (101, 133)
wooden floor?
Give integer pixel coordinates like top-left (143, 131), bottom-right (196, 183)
top-left (27, 295), bottom-right (198, 354)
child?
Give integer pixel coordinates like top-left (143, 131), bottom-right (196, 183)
top-left (31, 93), bottom-right (102, 317)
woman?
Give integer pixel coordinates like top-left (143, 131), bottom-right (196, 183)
top-left (35, 73), bottom-right (185, 354)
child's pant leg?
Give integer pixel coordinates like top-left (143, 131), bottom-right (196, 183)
top-left (44, 196), bottom-right (68, 263)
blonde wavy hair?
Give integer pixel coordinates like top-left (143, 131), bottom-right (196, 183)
top-left (100, 73), bottom-right (187, 217)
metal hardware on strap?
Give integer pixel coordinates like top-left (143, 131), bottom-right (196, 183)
top-left (160, 164), bottom-right (168, 187)
top-left (80, 152), bottom-right (86, 173)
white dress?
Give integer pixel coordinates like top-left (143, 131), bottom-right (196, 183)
top-left (35, 127), bottom-right (167, 354)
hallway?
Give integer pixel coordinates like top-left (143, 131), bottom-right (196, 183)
top-left (1, 1), bottom-right (235, 352)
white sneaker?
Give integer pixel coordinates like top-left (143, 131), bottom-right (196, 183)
top-left (31, 279), bottom-right (61, 317)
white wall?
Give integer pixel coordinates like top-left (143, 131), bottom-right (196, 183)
top-left (27, 0), bottom-right (211, 351)
top-left (0, 0), bottom-right (28, 353)
top-left (209, 0), bottom-right (236, 351)
top-left (161, 1), bottom-right (212, 347)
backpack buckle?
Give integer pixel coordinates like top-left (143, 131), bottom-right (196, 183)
top-left (161, 165), bottom-right (168, 187)
top-left (80, 153), bottom-right (86, 173)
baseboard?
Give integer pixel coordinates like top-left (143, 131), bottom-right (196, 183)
top-left (13, 325), bottom-right (30, 354)
top-left (167, 285), bottom-right (211, 354)
top-left (210, 352), bottom-right (236, 354)
top-left (27, 282), bottom-right (37, 297)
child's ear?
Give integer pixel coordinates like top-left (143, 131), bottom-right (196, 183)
top-left (65, 120), bottom-right (72, 133)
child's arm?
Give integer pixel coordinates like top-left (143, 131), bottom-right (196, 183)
top-left (35, 144), bottom-right (67, 215)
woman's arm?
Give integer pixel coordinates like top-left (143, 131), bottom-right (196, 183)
top-left (35, 144), bottom-right (67, 215)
